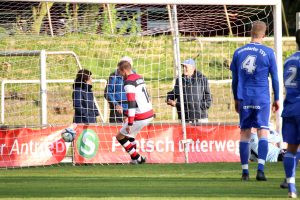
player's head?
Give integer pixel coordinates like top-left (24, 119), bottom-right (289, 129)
top-left (251, 21), bottom-right (266, 39)
top-left (75, 69), bottom-right (92, 84)
top-left (118, 60), bottom-right (132, 79)
top-left (181, 58), bottom-right (196, 77)
top-left (120, 56), bottom-right (133, 66)
top-left (296, 29), bottom-right (300, 50)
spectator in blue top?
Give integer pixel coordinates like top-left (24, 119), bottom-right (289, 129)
top-left (72, 69), bottom-right (99, 124)
top-left (104, 56), bottom-right (133, 123)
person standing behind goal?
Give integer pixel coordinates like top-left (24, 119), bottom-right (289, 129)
top-left (230, 21), bottom-right (280, 181)
top-left (72, 69), bottom-right (99, 124)
top-left (104, 56), bottom-right (133, 123)
top-left (116, 60), bottom-right (154, 164)
top-left (166, 58), bottom-right (212, 123)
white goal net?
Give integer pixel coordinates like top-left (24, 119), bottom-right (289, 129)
top-left (0, 0), bottom-right (283, 167)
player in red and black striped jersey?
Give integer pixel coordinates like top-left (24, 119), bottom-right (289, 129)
top-left (116, 60), bottom-right (154, 164)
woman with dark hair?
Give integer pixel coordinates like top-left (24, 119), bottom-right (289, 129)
top-left (72, 69), bottom-right (99, 124)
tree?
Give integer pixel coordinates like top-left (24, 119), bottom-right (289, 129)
top-left (31, 2), bottom-right (54, 35)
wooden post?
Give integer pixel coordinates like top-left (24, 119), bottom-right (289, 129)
top-left (167, 5), bottom-right (174, 37)
top-left (281, 0), bottom-right (289, 36)
top-left (46, 2), bottom-right (54, 37)
top-left (224, 5), bottom-right (233, 36)
top-left (107, 4), bottom-right (114, 34)
top-left (73, 3), bottom-right (78, 32)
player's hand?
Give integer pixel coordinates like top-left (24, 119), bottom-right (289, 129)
top-left (126, 125), bottom-right (132, 134)
top-left (167, 99), bottom-right (176, 107)
top-left (234, 100), bottom-right (239, 113)
top-left (116, 105), bottom-right (123, 114)
top-left (272, 100), bottom-right (280, 112)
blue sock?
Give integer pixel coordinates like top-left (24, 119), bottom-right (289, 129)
top-left (257, 137), bottom-right (268, 172)
top-left (284, 152), bottom-right (297, 194)
top-left (240, 141), bottom-right (250, 175)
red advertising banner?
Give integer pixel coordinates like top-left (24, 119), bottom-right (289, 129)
top-left (74, 124), bottom-right (240, 164)
top-left (0, 126), bottom-right (69, 167)
top-left (0, 124), bottom-right (240, 167)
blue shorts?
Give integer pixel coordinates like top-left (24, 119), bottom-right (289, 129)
top-left (239, 101), bottom-right (270, 129)
top-left (282, 116), bottom-right (300, 145)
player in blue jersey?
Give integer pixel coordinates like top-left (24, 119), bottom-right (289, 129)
top-left (230, 21), bottom-right (280, 181)
top-left (281, 29), bottom-right (300, 198)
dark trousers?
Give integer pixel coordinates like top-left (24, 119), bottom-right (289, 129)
top-left (109, 104), bottom-right (124, 123)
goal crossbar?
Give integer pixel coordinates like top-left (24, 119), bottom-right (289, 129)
top-left (5, 0), bottom-right (280, 5)
top-left (0, 51), bottom-right (82, 69)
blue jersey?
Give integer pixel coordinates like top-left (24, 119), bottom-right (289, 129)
top-left (230, 42), bottom-right (279, 103)
top-left (282, 51), bottom-right (300, 117)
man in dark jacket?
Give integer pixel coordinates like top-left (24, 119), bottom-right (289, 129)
top-left (166, 58), bottom-right (212, 123)
top-left (104, 56), bottom-right (132, 123)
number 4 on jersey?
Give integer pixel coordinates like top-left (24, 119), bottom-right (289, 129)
top-left (242, 55), bottom-right (257, 74)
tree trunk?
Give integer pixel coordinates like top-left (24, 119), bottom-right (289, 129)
top-left (73, 3), bottom-right (79, 32)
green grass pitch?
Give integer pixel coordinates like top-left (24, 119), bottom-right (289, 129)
top-left (0, 162), bottom-right (294, 199)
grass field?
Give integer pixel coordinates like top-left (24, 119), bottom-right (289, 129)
top-left (0, 162), bottom-right (293, 199)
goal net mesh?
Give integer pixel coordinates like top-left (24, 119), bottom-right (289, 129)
top-left (0, 1), bottom-right (279, 166)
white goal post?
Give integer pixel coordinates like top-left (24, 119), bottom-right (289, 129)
top-left (0, 50), bottom-right (108, 125)
top-left (6, 0), bottom-right (283, 131)
top-left (1, 79), bottom-right (108, 125)
top-left (0, 0), bottom-right (285, 166)
top-left (9, 0), bottom-right (280, 5)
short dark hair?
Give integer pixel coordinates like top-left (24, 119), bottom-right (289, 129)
top-left (251, 21), bottom-right (266, 39)
top-left (118, 60), bottom-right (132, 71)
top-left (75, 69), bottom-right (92, 83)
top-left (296, 29), bottom-right (300, 48)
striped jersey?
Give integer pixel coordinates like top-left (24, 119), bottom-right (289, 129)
top-left (124, 73), bottom-right (154, 125)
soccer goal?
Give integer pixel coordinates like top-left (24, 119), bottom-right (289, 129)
top-left (0, 0), bottom-right (283, 167)
top-left (0, 50), bottom-right (108, 126)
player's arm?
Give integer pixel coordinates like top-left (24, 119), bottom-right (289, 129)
top-left (230, 51), bottom-right (239, 113)
top-left (166, 78), bottom-right (179, 106)
top-left (269, 51), bottom-right (280, 112)
top-left (124, 82), bottom-right (136, 126)
top-left (73, 90), bottom-right (88, 116)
